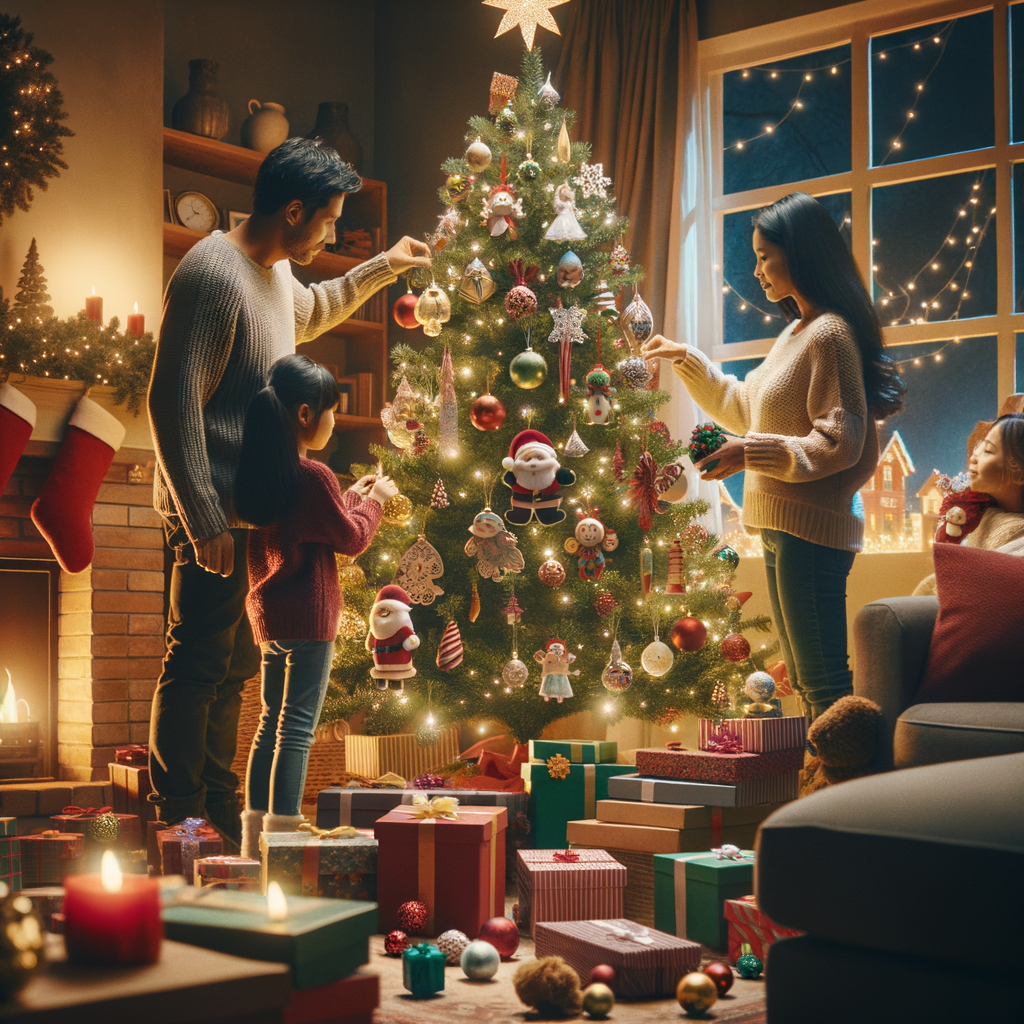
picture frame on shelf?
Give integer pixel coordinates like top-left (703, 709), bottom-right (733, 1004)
top-left (163, 189), bottom-right (177, 225)
top-left (227, 210), bottom-right (249, 230)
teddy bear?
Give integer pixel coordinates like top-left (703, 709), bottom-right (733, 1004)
top-left (799, 694), bottom-right (884, 797)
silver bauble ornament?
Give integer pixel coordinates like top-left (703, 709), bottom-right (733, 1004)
top-left (601, 640), bottom-right (633, 693)
top-left (502, 657), bottom-right (529, 688)
top-left (641, 640), bottom-right (674, 677)
top-left (465, 139), bottom-right (492, 172)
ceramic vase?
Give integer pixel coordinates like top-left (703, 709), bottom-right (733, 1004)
top-left (307, 102), bottom-right (363, 172)
top-left (241, 100), bottom-right (290, 154)
top-left (171, 59), bottom-right (229, 140)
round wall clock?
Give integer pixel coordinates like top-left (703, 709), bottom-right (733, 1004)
top-left (175, 190), bottom-right (220, 232)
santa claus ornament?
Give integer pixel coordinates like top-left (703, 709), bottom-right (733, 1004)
top-left (502, 429), bottom-right (577, 526)
top-left (366, 585), bottom-right (421, 691)
top-left (465, 509), bottom-right (525, 580)
top-left (563, 509), bottom-right (617, 583)
top-left (534, 638), bottom-right (579, 703)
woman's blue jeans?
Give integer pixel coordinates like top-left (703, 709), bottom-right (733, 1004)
top-left (760, 528), bottom-right (856, 719)
top-left (245, 639), bottom-right (334, 816)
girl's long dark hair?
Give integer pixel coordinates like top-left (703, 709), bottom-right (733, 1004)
top-left (995, 412), bottom-right (1024, 483)
top-left (235, 355), bottom-right (339, 526)
top-left (753, 192), bottom-right (906, 419)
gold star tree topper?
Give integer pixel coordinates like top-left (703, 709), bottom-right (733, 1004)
top-left (483, 0), bottom-right (572, 51)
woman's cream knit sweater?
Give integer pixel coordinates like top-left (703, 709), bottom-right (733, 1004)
top-left (673, 313), bottom-right (878, 552)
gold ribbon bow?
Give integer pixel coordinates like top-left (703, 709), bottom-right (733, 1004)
top-left (297, 822), bottom-right (358, 839)
top-left (396, 794), bottom-right (461, 820)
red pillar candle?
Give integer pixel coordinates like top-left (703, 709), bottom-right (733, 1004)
top-left (127, 301), bottom-right (145, 337)
top-left (63, 851), bottom-right (162, 965)
top-left (84, 287), bottom-right (103, 322)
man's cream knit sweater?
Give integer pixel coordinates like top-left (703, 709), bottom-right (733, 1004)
top-left (673, 313), bottom-right (878, 552)
top-left (148, 233), bottom-right (396, 542)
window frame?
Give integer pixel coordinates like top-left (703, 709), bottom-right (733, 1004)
top-left (699, 0), bottom-right (1017, 403)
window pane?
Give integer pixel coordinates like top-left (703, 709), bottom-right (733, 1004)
top-left (1011, 3), bottom-right (1024, 143)
top-left (860, 336), bottom-right (998, 552)
top-left (723, 44), bottom-right (851, 195)
top-left (1017, 333), bottom-right (1024, 391)
top-left (1014, 163), bottom-right (1024, 312)
top-left (723, 194), bottom-right (851, 345)
top-left (870, 12), bottom-right (994, 167)
top-left (872, 171), bottom-right (996, 325)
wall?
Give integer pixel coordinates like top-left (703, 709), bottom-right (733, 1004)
top-left (696, 0), bottom-right (858, 39)
top-left (0, 0), bottom-right (163, 329)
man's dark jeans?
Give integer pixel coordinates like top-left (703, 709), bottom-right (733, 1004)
top-left (148, 521), bottom-right (258, 843)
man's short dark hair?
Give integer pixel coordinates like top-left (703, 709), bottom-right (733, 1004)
top-left (252, 137), bottom-right (361, 216)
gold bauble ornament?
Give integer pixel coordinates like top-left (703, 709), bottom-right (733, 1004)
top-left (381, 494), bottom-right (414, 525)
top-left (337, 607), bottom-right (366, 640)
top-left (337, 564), bottom-right (366, 588)
top-left (676, 972), bottom-right (717, 1017)
top-left (465, 139), bottom-right (492, 172)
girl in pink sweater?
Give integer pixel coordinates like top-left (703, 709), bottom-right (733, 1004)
top-left (234, 355), bottom-right (397, 857)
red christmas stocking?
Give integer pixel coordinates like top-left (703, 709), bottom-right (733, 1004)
top-left (0, 383), bottom-right (37, 495)
top-left (31, 396), bottom-right (125, 574)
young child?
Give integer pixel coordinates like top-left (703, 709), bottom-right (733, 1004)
top-left (234, 355), bottom-right (398, 857)
top-left (914, 413), bottom-right (1024, 595)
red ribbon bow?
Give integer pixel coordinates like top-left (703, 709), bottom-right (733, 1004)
top-left (507, 259), bottom-right (538, 288)
top-left (552, 850), bottom-right (580, 862)
top-left (115, 744), bottom-right (149, 765)
top-left (60, 806), bottom-right (113, 817)
top-left (705, 731), bottom-right (745, 754)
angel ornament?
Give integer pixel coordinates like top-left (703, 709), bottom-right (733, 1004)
top-left (534, 638), bottom-right (580, 704)
top-left (394, 529), bottom-right (445, 605)
top-left (544, 182), bottom-right (587, 242)
top-left (465, 509), bottom-right (525, 580)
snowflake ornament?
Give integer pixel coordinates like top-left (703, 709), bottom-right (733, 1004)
top-left (573, 162), bottom-right (613, 200)
top-left (548, 304), bottom-right (588, 347)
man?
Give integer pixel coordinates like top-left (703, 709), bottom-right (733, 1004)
top-left (148, 138), bottom-right (430, 845)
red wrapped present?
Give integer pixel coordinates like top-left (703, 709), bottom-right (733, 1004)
top-left (109, 762), bottom-right (157, 823)
top-left (156, 818), bottom-right (223, 879)
top-left (517, 848), bottom-right (626, 936)
top-left (115, 744), bottom-right (149, 766)
top-left (51, 807), bottom-right (142, 851)
top-left (635, 747), bottom-right (804, 783)
top-left (195, 855), bottom-right (261, 890)
top-left (698, 715), bottom-right (807, 753)
top-left (724, 894), bottom-right (803, 963)
top-left (374, 796), bottom-right (506, 937)
top-left (20, 831), bottom-right (84, 886)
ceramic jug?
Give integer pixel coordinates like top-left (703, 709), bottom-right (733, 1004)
top-left (241, 100), bottom-right (289, 154)
top-left (171, 59), bottom-right (229, 140)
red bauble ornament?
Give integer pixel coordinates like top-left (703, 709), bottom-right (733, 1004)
top-left (538, 559), bottom-right (566, 586)
top-left (588, 964), bottom-right (617, 991)
top-left (478, 915), bottom-right (520, 959)
top-left (397, 900), bottom-right (429, 934)
top-left (393, 292), bottom-right (420, 329)
top-left (470, 394), bottom-right (507, 431)
top-left (702, 961), bottom-right (734, 997)
top-left (384, 930), bottom-right (410, 956)
top-left (720, 633), bottom-right (751, 662)
top-left (593, 592), bottom-right (618, 618)
top-left (670, 617), bottom-right (708, 652)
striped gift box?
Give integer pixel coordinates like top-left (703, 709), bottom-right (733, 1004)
top-left (345, 727), bottom-right (461, 780)
top-left (699, 716), bottom-right (807, 753)
top-left (534, 918), bottom-right (701, 999)
top-left (634, 747), bottom-right (804, 783)
top-left (607, 772), bottom-right (799, 808)
top-left (194, 855), bottom-right (261, 890)
top-left (725, 894), bottom-right (803, 963)
top-left (20, 831), bottom-right (83, 886)
top-left (516, 849), bottom-right (626, 937)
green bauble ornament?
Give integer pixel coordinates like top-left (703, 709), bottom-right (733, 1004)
top-left (736, 944), bottom-right (764, 979)
top-left (715, 546), bottom-right (740, 569)
top-left (87, 812), bottom-right (120, 845)
top-left (509, 348), bottom-right (548, 389)
top-left (0, 885), bottom-right (44, 1000)
top-left (517, 157), bottom-right (541, 182)
top-left (496, 104), bottom-right (518, 135)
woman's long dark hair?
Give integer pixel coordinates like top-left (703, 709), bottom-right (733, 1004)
top-left (994, 412), bottom-right (1024, 484)
top-left (235, 354), bottom-right (339, 527)
top-left (752, 192), bottom-right (906, 419)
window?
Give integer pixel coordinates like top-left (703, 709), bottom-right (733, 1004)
top-left (701, 0), bottom-right (1019, 554)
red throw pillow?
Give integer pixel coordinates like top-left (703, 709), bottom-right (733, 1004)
top-left (916, 544), bottom-right (1024, 702)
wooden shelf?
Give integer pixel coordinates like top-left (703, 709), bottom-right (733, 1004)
top-left (334, 413), bottom-right (382, 431)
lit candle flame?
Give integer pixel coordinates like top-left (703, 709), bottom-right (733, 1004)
top-left (266, 881), bottom-right (288, 921)
top-left (1, 669), bottom-right (17, 724)
top-left (133, 301), bottom-right (139, 314)
top-left (101, 850), bottom-right (123, 892)
top-left (91, 286), bottom-right (96, 296)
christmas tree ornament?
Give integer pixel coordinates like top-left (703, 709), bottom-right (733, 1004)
top-left (429, 206), bottom-right (463, 252)
top-left (392, 285), bottom-right (420, 329)
top-left (563, 509), bottom-right (616, 582)
top-left (483, 155), bottom-right (523, 238)
top-left (610, 244), bottom-right (631, 274)
top-left (563, 420), bottom-right (590, 457)
top-left (573, 162), bottom-right (612, 200)
top-left (496, 104), bottom-right (518, 135)
top-left (479, 915), bottom-right (520, 958)
top-left (445, 173), bottom-right (472, 203)
top-left (380, 376), bottom-right (420, 451)
top-left (671, 617), bottom-right (708, 652)
top-left (413, 281), bottom-right (451, 337)
top-left (683, 523), bottom-right (711, 551)
top-left (620, 290), bottom-right (654, 352)
top-left (502, 656), bottom-right (530, 688)
top-left (466, 138), bottom-right (492, 172)
top-left (716, 545), bottom-right (740, 569)
top-left (535, 638), bottom-right (578, 703)
top-left (676, 971), bottom-right (718, 1017)
top-left (629, 450), bottom-right (661, 531)
top-left (395, 529), bottom-right (445, 605)
top-left (436, 929), bottom-right (470, 965)
top-left (549, 302), bottom-right (587, 402)
top-left (438, 346), bottom-right (459, 454)
top-left (741, 671), bottom-right (782, 718)
top-left (538, 71), bottom-right (560, 109)
top-left (585, 364), bottom-right (615, 424)
top-left (544, 182), bottom-right (586, 241)
top-left (688, 422), bottom-right (728, 472)
top-left (469, 579), bottom-right (481, 622)
top-left (593, 592), bottom-right (618, 618)
top-left (502, 429), bottom-right (576, 525)
top-left (366, 585), bottom-right (420, 690)
top-left (336, 553), bottom-right (367, 588)
top-left (557, 119), bottom-right (572, 163)
top-left (461, 940), bottom-right (500, 980)
top-left (582, 983), bottom-right (615, 1019)
top-left (397, 900), bottom-right (430, 934)
top-left (658, 464), bottom-right (690, 503)
top-left (538, 559), bottom-right (566, 586)
top-left (381, 493), bottom-right (414, 524)
top-left (736, 944), bottom-right (764, 979)
top-left (505, 259), bottom-right (539, 319)
top-left (459, 258), bottom-right (496, 304)
top-left (641, 639), bottom-right (674, 677)
top-left (411, 771), bottom-right (446, 789)
top-left (483, 0), bottom-right (570, 49)
top-left (588, 964), bottom-right (617, 988)
top-left (465, 508), bottom-right (525, 579)
top-left (410, 428), bottom-right (430, 457)
top-left (502, 592), bottom-right (524, 623)
top-left (601, 639), bottom-right (633, 693)
top-left (470, 393), bottom-right (506, 430)
top-left (430, 479), bottom-right (450, 510)
top-left (509, 345), bottom-right (547, 389)
top-left (385, 930), bottom-right (410, 956)
top-left (710, 680), bottom-right (732, 714)
top-left (613, 441), bottom-right (625, 481)
top-left (721, 633), bottom-right (751, 662)
top-left (436, 620), bottom-right (465, 671)
top-left (337, 607), bottom-right (366, 641)
top-left (556, 250), bottom-right (584, 288)
top-left (86, 812), bottom-right (120, 845)
top-left (615, 355), bottom-right (650, 391)
top-left (517, 154), bottom-right (541, 182)
top-left (489, 71), bottom-right (519, 114)
top-left (592, 283), bottom-right (620, 318)
top-left (640, 540), bottom-right (653, 596)
top-left (666, 538), bottom-right (686, 594)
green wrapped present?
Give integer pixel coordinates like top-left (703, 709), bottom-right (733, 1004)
top-left (0, 836), bottom-right (20, 893)
top-left (521, 759), bottom-right (634, 849)
top-left (528, 739), bottom-right (618, 764)
top-left (403, 942), bottom-right (445, 997)
top-left (653, 848), bottom-right (755, 950)
top-left (260, 831), bottom-right (376, 899)
top-left (0, 818), bottom-right (16, 837)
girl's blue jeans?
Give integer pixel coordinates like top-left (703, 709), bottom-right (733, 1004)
top-left (760, 528), bottom-right (856, 719)
top-left (245, 639), bottom-right (333, 816)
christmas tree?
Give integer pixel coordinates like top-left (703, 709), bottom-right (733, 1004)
top-left (323, 49), bottom-right (775, 743)
top-left (14, 238), bottom-right (53, 323)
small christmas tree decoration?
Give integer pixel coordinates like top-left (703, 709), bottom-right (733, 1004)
top-left (592, 283), bottom-right (620, 317)
top-left (549, 303), bottom-right (587, 402)
top-left (563, 424), bottom-right (590, 458)
top-left (505, 259), bottom-right (539, 319)
top-left (438, 346), bottom-right (459, 454)
top-left (502, 656), bottom-right (529, 687)
top-left (736, 944), bottom-right (764, 979)
top-left (392, 285), bottom-right (420, 329)
top-left (460, 257), bottom-right (496, 303)
top-left (545, 182), bottom-right (586, 241)
top-left (465, 508), bottom-right (525, 579)
top-left (535, 638), bottom-right (578, 703)
top-left (414, 280), bottom-right (452, 337)
top-left (517, 154), bottom-right (541, 182)
top-left (14, 239), bottom-right (54, 322)
top-left (410, 428), bottom-right (430, 457)
top-left (538, 70), bottom-right (560, 108)
top-left (538, 558), bottom-right (566, 586)
top-left (502, 592), bottom-right (524, 623)
top-left (385, 930), bottom-right (410, 956)
top-left (466, 138), bottom-right (492, 172)
top-left (616, 355), bottom-right (650, 390)
top-left (702, 961), bottom-right (734, 997)
top-left (666, 538), bottom-right (686, 594)
top-left (436, 929), bottom-right (470, 965)
top-left (711, 680), bottom-right (732, 712)
top-left (585, 364), bottom-right (615, 424)
top-left (483, 155), bottom-right (523, 238)
top-left (461, 940), bottom-right (501, 980)
top-left (336, 553), bottom-right (367, 588)
top-left (479, 915), bottom-right (520, 959)
top-left (683, 523), bottom-right (711, 551)
top-left (436, 620), bottom-right (465, 671)
top-left (688, 422), bottom-right (728, 470)
top-left (556, 249), bottom-right (584, 288)
top-left (557, 118), bottom-right (572, 163)
top-left (610, 244), bottom-right (631, 274)
top-left (573, 162), bottom-right (612, 200)
top-left (430, 479), bottom-right (450, 510)
top-left (629, 450), bottom-right (661, 532)
top-left (470, 393), bottom-right (507, 430)
top-left (381, 493), bottom-right (414, 524)
top-left (564, 511), bottom-right (616, 582)
top-left (593, 591), bottom-right (618, 618)
top-left (582, 983), bottom-right (615, 1019)
top-left (676, 971), bottom-right (718, 1017)
top-left (86, 812), bottom-right (120, 845)
top-left (496, 103), bottom-right (518, 135)
top-left (446, 173), bottom-right (472, 203)
top-left (429, 206), bottom-right (463, 251)
top-left (395, 530), bottom-right (445, 605)
top-left (469, 579), bottom-right (481, 622)
top-left (501, 428), bottom-right (576, 526)
top-left (716, 545), bottom-right (740, 569)
top-left (509, 343), bottom-right (548, 389)
top-left (613, 441), bottom-right (625, 481)
top-left (641, 639), bottom-right (674, 677)
top-left (741, 671), bottom-right (782, 718)
top-left (366, 585), bottom-right (420, 690)
top-left (337, 607), bottom-right (366, 641)
top-left (620, 290), bottom-right (654, 351)
top-left (398, 900), bottom-right (430, 934)
top-left (380, 376), bottom-right (420, 451)
top-left (601, 639), bottom-right (633, 693)
top-left (720, 633), bottom-right (751, 662)
top-left (489, 71), bottom-right (519, 114)
top-left (671, 617), bottom-right (708, 652)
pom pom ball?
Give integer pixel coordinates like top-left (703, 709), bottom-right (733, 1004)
top-left (720, 633), bottom-right (751, 662)
top-left (435, 929), bottom-right (470, 965)
top-left (505, 284), bottom-right (538, 320)
top-left (593, 592), bottom-right (618, 618)
top-left (478, 915), bottom-right (519, 959)
top-left (538, 559), bottom-right (566, 586)
top-left (702, 961), bottom-right (734, 996)
top-left (587, 964), bottom-right (617, 990)
top-left (687, 422), bottom-right (728, 468)
top-left (582, 983), bottom-right (615, 1018)
top-left (384, 930), bottom-right (409, 956)
top-left (676, 971), bottom-right (718, 1017)
top-left (736, 949), bottom-right (764, 979)
top-left (470, 394), bottom-right (506, 431)
top-left (397, 900), bottom-right (429, 934)
top-left (671, 617), bottom-right (708, 652)
top-left (513, 956), bottom-right (583, 1016)
top-left (461, 940), bottom-right (500, 980)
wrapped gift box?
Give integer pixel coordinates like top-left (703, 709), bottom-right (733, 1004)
top-left (607, 772), bottom-right (799, 808)
top-left (527, 739), bottom-right (618, 764)
top-left (156, 818), bottom-right (223, 879)
top-left (0, 835), bottom-right (20, 892)
top-left (596, 799), bottom-right (783, 831)
top-left (534, 919), bottom-right (701, 999)
top-left (51, 809), bottom-right (142, 851)
top-left (402, 942), bottom-right (445, 996)
top-left (345, 727), bottom-right (460, 779)
top-left (635, 746), bottom-right (804, 783)
top-left (566, 818), bottom-right (765, 856)
top-left (114, 743), bottom-right (149, 765)
top-left (109, 761), bottom-right (157, 822)
top-left (260, 832), bottom-right (376, 900)
top-left (699, 715), bottom-right (807, 753)
top-left (282, 969), bottom-right (379, 1024)
top-left (20, 831), bottom-right (83, 886)
top-left (516, 849), bottom-right (626, 937)
top-left (195, 855), bottom-right (261, 891)
top-left (522, 761), bottom-right (634, 849)
top-left (725, 894), bottom-right (803, 963)
top-left (653, 849), bottom-right (756, 949)
top-left (374, 803), bottom-right (506, 937)
top-left (0, 818), bottom-right (16, 837)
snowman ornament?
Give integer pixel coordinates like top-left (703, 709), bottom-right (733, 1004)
top-left (585, 365), bottom-right (615, 425)
top-left (563, 509), bottom-right (618, 582)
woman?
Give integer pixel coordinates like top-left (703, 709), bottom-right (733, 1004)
top-left (642, 192), bottom-right (905, 719)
